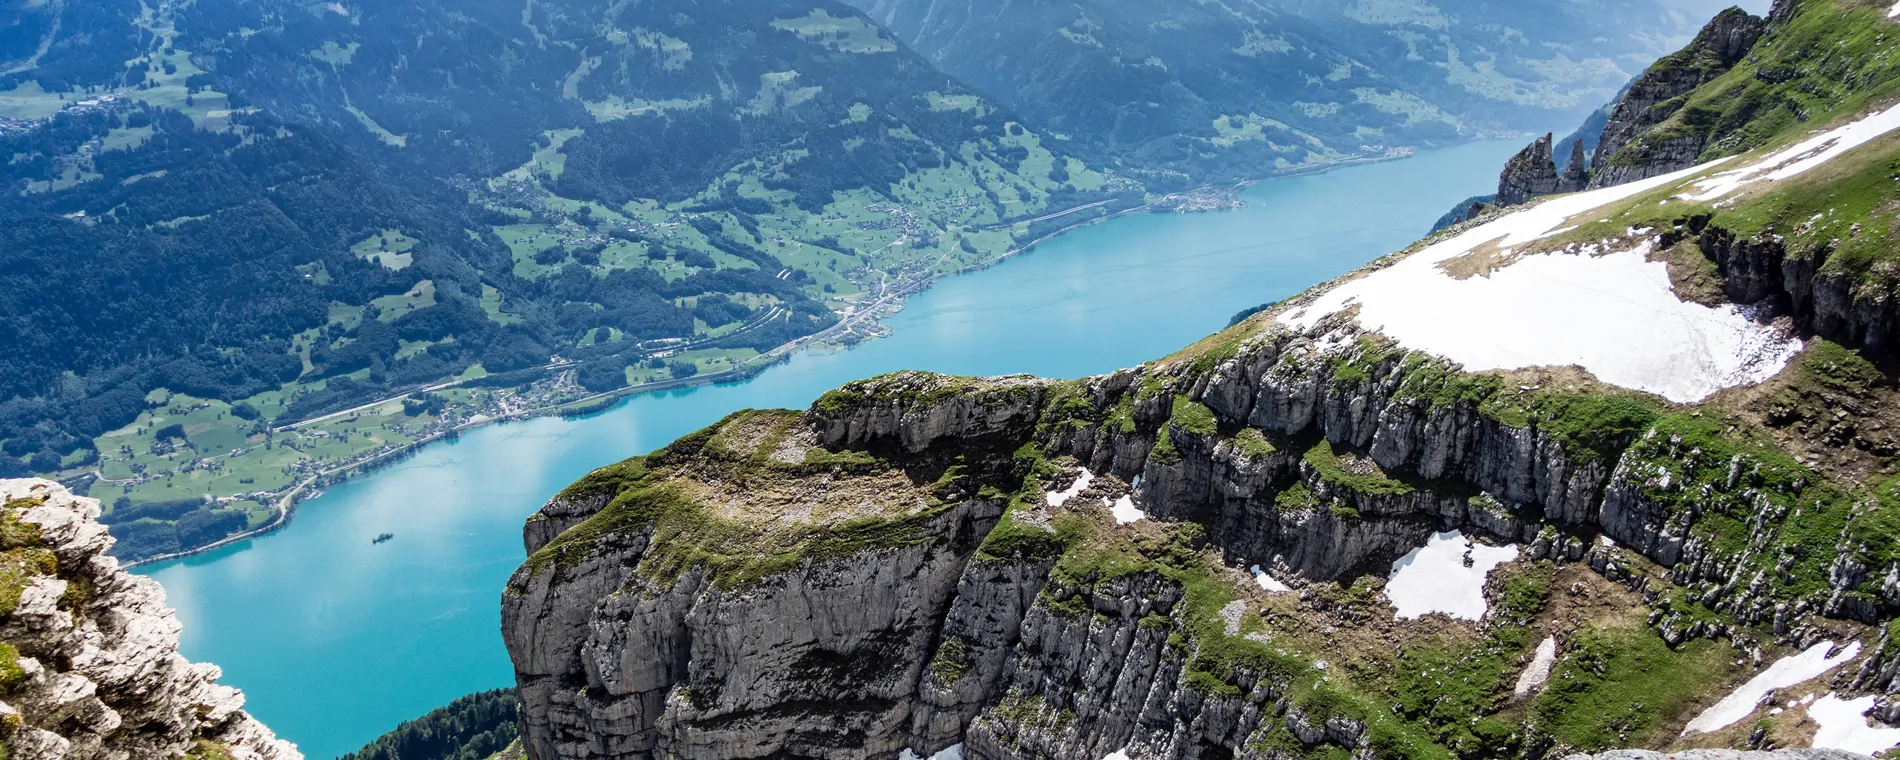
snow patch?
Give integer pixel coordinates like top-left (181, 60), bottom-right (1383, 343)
top-left (1683, 641), bottom-right (1863, 735)
top-left (1110, 495), bottom-right (1146, 525)
top-left (1891, 0), bottom-right (1900, 18)
top-left (1513, 637), bottom-right (1559, 698)
top-left (1384, 530), bottom-right (1520, 620)
top-left (1810, 694), bottom-right (1900, 755)
top-left (898, 745), bottom-right (964, 760)
top-left (1250, 565), bottom-right (1291, 593)
top-left (1281, 157), bottom-right (1797, 403)
top-left (1102, 751), bottom-right (1132, 760)
top-left (1047, 469), bottom-right (1096, 507)
top-left (1689, 102), bottom-right (1900, 201)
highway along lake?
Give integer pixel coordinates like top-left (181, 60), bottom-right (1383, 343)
top-left (139, 139), bottom-right (1521, 759)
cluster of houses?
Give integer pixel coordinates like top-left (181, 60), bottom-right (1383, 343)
top-left (0, 94), bottom-right (125, 137)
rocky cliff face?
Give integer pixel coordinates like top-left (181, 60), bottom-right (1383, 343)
top-left (1459, 3), bottom-right (1772, 210)
top-left (503, 318), bottom-right (1900, 760)
top-left (500, 397), bottom-right (1038, 760)
top-left (1496, 134), bottom-right (1561, 207)
top-left (1497, 135), bottom-right (1589, 208)
top-left (1588, 7), bottom-right (1768, 188)
top-left (1559, 139), bottom-right (1589, 194)
top-left (1687, 219), bottom-right (1900, 355)
top-left (0, 479), bottom-right (299, 760)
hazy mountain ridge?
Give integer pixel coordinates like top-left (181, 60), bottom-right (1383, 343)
top-left (846, 0), bottom-right (1742, 185)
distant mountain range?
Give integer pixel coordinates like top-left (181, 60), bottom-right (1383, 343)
top-left (848, 0), bottom-right (1746, 185)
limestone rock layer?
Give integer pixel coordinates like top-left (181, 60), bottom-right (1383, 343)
top-left (0, 479), bottom-right (299, 760)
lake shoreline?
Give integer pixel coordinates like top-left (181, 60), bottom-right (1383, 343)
top-left (120, 148), bottom-right (1419, 570)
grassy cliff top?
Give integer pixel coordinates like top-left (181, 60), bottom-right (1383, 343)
top-left (522, 403), bottom-right (1041, 588)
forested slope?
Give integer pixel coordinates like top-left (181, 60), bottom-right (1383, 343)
top-left (0, 0), bottom-right (1141, 559)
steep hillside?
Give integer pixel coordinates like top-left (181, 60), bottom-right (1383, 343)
top-left (502, 2), bottom-right (1900, 759)
top-left (0, 479), bottom-right (297, 759)
top-left (1589, 0), bottom-right (1900, 185)
top-left (341, 689), bottom-right (519, 760)
top-left (1447, 0), bottom-right (1895, 219)
top-left (0, 0), bottom-right (1125, 561)
top-left (846, 0), bottom-right (1732, 185)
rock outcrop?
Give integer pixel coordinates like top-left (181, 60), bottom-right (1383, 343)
top-left (1473, 5), bottom-right (1770, 203)
top-left (1558, 138), bottom-right (1589, 194)
top-left (0, 479), bottom-right (299, 760)
top-left (1646, 216), bottom-right (1900, 355)
top-left (1497, 134), bottom-right (1589, 208)
top-left (1496, 133), bottom-right (1560, 206)
top-left (502, 404), bottom-right (1031, 760)
top-left (1588, 7), bottom-right (1768, 188)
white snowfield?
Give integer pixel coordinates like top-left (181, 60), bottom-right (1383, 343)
top-left (1384, 530), bottom-right (1519, 620)
top-left (1278, 102), bottom-right (1900, 403)
top-left (1688, 102), bottom-right (1900, 202)
top-left (1683, 640), bottom-right (1863, 735)
top-left (1810, 694), bottom-right (1900, 755)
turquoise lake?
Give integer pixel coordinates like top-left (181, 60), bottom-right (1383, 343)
top-left (140, 140), bottom-right (1521, 759)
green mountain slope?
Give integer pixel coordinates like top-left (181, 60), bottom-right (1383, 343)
top-left (1596, 0), bottom-right (1900, 180)
top-left (0, 0), bottom-right (1125, 561)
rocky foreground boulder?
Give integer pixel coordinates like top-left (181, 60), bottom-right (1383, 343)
top-left (0, 479), bottom-right (298, 760)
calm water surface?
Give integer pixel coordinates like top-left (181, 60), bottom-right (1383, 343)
top-left (142, 141), bottom-right (1520, 759)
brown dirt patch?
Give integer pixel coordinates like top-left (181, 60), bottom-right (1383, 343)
top-left (1651, 239), bottom-right (1730, 308)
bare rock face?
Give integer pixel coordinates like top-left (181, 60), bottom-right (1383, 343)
top-left (0, 479), bottom-right (300, 760)
top-left (1558, 138), bottom-right (1589, 194)
top-left (1496, 133), bottom-right (1559, 207)
top-left (1647, 217), bottom-right (1900, 355)
top-left (1588, 7), bottom-right (1768, 188)
top-left (501, 399), bottom-right (1040, 760)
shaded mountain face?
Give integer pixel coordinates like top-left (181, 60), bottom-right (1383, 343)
top-left (847, 0), bottom-right (1743, 185)
top-left (0, 0), bottom-right (1114, 522)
